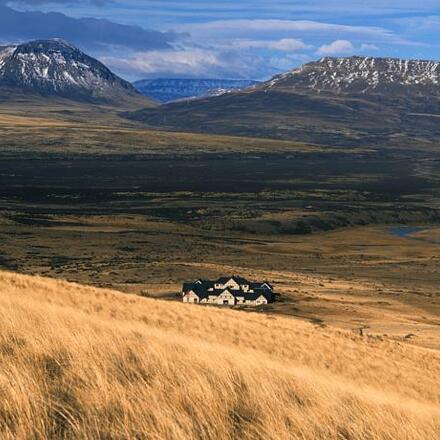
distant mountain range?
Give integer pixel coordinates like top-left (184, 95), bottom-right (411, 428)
top-left (2, 43), bottom-right (440, 148)
top-left (126, 56), bottom-right (440, 147)
top-left (0, 39), bottom-right (150, 105)
top-left (133, 78), bottom-right (260, 103)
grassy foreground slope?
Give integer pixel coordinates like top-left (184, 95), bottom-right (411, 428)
top-left (1, 271), bottom-right (439, 439)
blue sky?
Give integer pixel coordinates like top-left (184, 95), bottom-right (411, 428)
top-left (2, 0), bottom-right (440, 80)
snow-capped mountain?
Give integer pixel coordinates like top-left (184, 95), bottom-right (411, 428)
top-left (266, 56), bottom-right (440, 95)
top-left (133, 78), bottom-right (259, 103)
top-left (0, 39), bottom-right (144, 103)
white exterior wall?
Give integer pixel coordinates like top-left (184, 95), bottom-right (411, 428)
top-left (216, 291), bottom-right (236, 305)
top-left (255, 295), bottom-right (268, 305)
top-left (183, 291), bottom-right (200, 304)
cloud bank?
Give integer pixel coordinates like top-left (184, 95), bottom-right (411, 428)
top-left (0, 3), bottom-right (178, 51)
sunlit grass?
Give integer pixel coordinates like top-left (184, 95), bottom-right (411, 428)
top-left (0, 271), bottom-right (439, 439)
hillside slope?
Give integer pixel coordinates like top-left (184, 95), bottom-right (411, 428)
top-left (0, 271), bottom-right (439, 439)
top-left (125, 56), bottom-right (440, 148)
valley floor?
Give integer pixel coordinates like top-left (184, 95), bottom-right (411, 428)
top-left (2, 212), bottom-right (440, 350)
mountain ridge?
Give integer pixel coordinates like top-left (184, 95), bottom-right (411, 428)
top-left (125, 55), bottom-right (440, 148)
top-left (265, 56), bottom-right (440, 94)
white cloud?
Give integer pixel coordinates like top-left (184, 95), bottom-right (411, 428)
top-left (360, 43), bottom-right (379, 51)
top-left (101, 47), bottom-right (278, 80)
top-left (316, 40), bottom-right (354, 55)
top-left (269, 53), bottom-right (313, 71)
top-left (315, 40), bottom-right (380, 56)
top-left (104, 49), bottom-right (222, 77)
top-left (178, 19), bottom-right (402, 43)
top-left (394, 15), bottom-right (440, 33)
top-left (234, 38), bottom-right (310, 52)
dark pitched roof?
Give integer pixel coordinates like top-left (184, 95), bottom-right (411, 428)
top-left (182, 282), bottom-right (194, 292)
top-left (195, 289), bottom-right (210, 300)
top-left (247, 282), bottom-right (273, 292)
top-left (244, 289), bottom-right (274, 301)
top-left (182, 282), bottom-right (210, 299)
top-left (183, 280), bottom-right (214, 292)
top-left (216, 277), bottom-right (231, 284)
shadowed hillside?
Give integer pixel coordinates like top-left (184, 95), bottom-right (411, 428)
top-left (1, 271), bottom-right (439, 439)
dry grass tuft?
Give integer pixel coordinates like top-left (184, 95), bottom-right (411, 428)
top-left (0, 271), bottom-right (439, 439)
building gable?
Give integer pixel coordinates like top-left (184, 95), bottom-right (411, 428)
top-left (185, 290), bottom-right (200, 299)
top-left (256, 295), bottom-right (268, 304)
top-left (218, 289), bottom-right (235, 299)
top-left (223, 279), bottom-right (241, 290)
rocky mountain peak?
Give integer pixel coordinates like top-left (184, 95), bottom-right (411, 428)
top-left (0, 39), bottom-right (143, 103)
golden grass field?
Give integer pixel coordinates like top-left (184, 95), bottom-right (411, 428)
top-left (1, 270), bottom-right (440, 439)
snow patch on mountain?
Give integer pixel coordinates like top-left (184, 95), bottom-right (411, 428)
top-left (0, 46), bottom-right (16, 72)
top-left (266, 56), bottom-right (440, 94)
